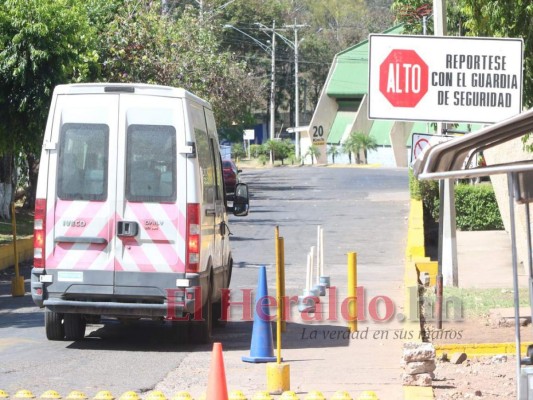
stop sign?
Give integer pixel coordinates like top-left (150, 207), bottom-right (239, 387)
top-left (379, 49), bottom-right (429, 107)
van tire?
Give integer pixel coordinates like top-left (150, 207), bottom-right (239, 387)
top-left (64, 314), bottom-right (86, 341)
top-left (190, 275), bottom-right (213, 344)
top-left (45, 310), bottom-right (65, 341)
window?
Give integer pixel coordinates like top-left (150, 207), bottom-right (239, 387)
top-left (57, 124), bottom-right (108, 201)
top-left (126, 125), bottom-right (176, 202)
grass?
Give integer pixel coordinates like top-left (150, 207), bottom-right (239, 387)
top-left (0, 207), bottom-right (34, 245)
top-left (423, 287), bottom-right (530, 319)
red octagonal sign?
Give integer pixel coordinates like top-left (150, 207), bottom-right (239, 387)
top-left (379, 49), bottom-right (429, 108)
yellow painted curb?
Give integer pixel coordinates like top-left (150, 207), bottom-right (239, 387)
top-left (0, 238), bottom-right (33, 271)
top-left (415, 261), bottom-right (438, 286)
top-left (436, 341), bottom-right (533, 357)
top-left (403, 386), bottom-right (434, 399)
top-left (404, 199), bottom-right (435, 400)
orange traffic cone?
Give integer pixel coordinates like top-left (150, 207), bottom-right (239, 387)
top-left (206, 342), bottom-right (228, 400)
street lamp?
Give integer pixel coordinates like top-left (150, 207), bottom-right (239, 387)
top-left (224, 23), bottom-right (276, 164)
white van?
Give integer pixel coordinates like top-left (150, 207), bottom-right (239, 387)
top-left (31, 83), bottom-right (249, 342)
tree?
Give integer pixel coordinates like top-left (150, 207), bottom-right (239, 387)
top-left (353, 132), bottom-right (378, 164)
top-left (0, 0), bottom-right (98, 208)
top-left (327, 145), bottom-right (340, 164)
top-left (305, 145), bottom-right (321, 164)
top-left (232, 143), bottom-right (246, 161)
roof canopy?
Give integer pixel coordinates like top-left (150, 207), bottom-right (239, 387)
top-left (413, 108), bottom-right (533, 180)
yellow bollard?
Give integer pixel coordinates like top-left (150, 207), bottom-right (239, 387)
top-left (118, 392), bottom-right (140, 400)
top-left (303, 392), bottom-right (325, 400)
top-left (14, 390), bottom-right (36, 399)
top-left (93, 391), bottom-right (114, 400)
top-left (266, 362), bottom-right (291, 395)
top-left (331, 391), bottom-right (353, 400)
top-left (347, 252), bottom-right (357, 333)
top-left (40, 391), bottom-right (62, 400)
top-left (228, 390), bottom-right (247, 400)
top-left (0, 391), bottom-right (8, 399)
top-left (10, 202), bottom-right (25, 297)
top-left (356, 391), bottom-right (379, 400)
top-left (280, 236), bottom-right (286, 333)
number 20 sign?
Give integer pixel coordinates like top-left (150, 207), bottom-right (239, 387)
top-left (312, 125), bottom-right (325, 145)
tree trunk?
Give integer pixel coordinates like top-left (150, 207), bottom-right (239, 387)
top-left (25, 152), bottom-right (39, 210)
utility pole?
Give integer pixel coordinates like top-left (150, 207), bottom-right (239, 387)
top-left (269, 20), bottom-right (276, 165)
top-left (285, 21), bottom-right (306, 159)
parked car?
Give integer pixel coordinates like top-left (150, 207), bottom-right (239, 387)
top-left (222, 159), bottom-right (241, 193)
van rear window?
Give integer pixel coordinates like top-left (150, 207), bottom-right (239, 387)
top-left (126, 125), bottom-right (176, 203)
top-left (57, 124), bottom-right (109, 201)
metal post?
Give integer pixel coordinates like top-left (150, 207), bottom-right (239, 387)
top-left (347, 252), bottom-right (357, 333)
top-left (275, 226), bottom-right (282, 363)
top-left (269, 20), bottom-right (276, 165)
top-left (294, 23), bottom-right (300, 159)
top-left (508, 173), bottom-right (522, 399)
top-left (11, 202), bottom-right (24, 297)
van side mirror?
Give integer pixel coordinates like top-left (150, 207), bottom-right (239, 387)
top-left (231, 183), bottom-right (249, 216)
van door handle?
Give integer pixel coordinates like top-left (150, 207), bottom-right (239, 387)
top-left (117, 221), bottom-right (139, 237)
top-left (205, 208), bottom-right (216, 216)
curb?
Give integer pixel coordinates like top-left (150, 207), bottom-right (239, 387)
top-left (435, 342), bottom-right (533, 358)
top-left (0, 238), bottom-right (33, 271)
top-left (403, 198), bottom-right (435, 400)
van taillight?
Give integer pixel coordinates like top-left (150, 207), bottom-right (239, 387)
top-left (34, 199), bottom-right (46, 268)
top-left (186, 203), bottom-right (200, 273)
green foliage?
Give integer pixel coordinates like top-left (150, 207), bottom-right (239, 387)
top-left (305, 144), bottom-right (320, 164)
top-left (419, 181), bottom-right (504, 231)
top-left (0, 0), bottom-right (97, 153)
top-left (327, 145), bottom-right (340, 164)
top-left (264, 139), bottom-right (294, 165)
top-left (231, 143), bottom-right (246, 161)
top-left (454, 183), bottom-right (504, 231)
top-left (343, 131), bottom-right (378, 164)
top-left (249, 144), bottom-right (265, 158)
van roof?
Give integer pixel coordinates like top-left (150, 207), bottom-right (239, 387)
top-left (53, 83), bottom-right (211, 108)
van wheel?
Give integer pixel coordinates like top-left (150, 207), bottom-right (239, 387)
top-left (64, 314), bottom-right (86, 341)
top-left (45, 310), bottom-right (65, 341)
top-left (190, 278), bottom-right (213, 344)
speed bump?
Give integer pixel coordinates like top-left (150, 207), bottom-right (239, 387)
top-left (145, 392), bottom-right (166, 400)
top-left (228, 390), bottom-right (247, 400)
top-left (14, 390), bottom-right (36, 399)
top-left (93, 392), bottom-right (114, 400)
top-left (40, 391), bottom-right (62, 399)
top-left (280, 391), bottom-right (299, 399)
top-left (331, 391), bottom-right (352, 400)
top-left (170, 392), bottom-right (192, 400)
top-left (251, 392), bottom-right (272, 400)
top-left (357, 392), bottom-right (379, 400)
top-left (304, 392), bottom-right (325, 400)
top-left (118, 392), bottom-right (139, 400)
top-left (65, 392), bottom-right (88, 400)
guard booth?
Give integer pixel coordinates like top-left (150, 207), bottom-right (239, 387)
top-left (413, 107), bottom-right (533, 400)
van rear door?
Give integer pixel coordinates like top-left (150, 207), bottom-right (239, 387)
top-left (45, 94), bottom-right (119, 291)
top-left (113, 94), bottom-right (186, 292)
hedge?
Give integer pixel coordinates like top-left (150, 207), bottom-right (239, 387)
top-left (409, 172), bottom-right (504, 231)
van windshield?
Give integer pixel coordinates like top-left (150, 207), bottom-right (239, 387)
top-left (57, 123), bottom-right (109, 201)
top-left (126, 124), bottom-right (176, 203)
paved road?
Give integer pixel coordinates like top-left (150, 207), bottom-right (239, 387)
top-left (0, 166), bottom-right (409, 397)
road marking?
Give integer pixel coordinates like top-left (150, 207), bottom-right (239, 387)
top-left (0, 338), bottom-right (35, 351)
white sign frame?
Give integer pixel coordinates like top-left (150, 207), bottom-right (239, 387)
top-left (368, 35), bottom-right (523, 124)
top-left (243, 129), bottom-right (255, 141)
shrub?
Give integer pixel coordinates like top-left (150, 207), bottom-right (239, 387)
top-left (410, 171), bottom-right (504, 231)
top-left (454, 184), bottom-right (504, 230)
